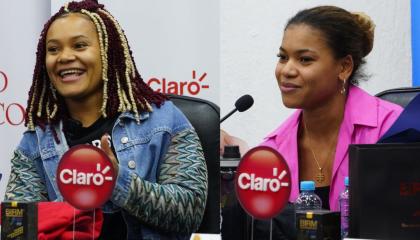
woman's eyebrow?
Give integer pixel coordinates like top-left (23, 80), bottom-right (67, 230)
top-left (46, 35), bottom-right (89, 44)
top-left (280, 47), bottom-right (316, 54)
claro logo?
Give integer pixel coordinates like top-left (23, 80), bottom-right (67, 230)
top-left (59, 163), bottom-right (113, 186)
top-left (147, 70), bottom-right (209, 95)
top-left (237, 168), bottom-right (289, 192)
top-left (0, 70), bottom-right (8, 93)
top-left (0, 70), bottom-right (26, 126)
top-left (57, 145), bottom-right (116, 210)
top-left (235, 146), bottom-right (291, 219)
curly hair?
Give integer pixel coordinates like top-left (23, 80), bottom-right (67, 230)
top-left (26, 0), bottom-right (167, 133)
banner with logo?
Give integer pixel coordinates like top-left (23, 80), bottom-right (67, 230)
top-left (50, 0), bottom-right (219, 103)
top-left (0, 0), bottom-right (51, 198)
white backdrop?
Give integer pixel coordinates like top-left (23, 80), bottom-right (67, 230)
top-left (51, 0), bottom-right (220, 103)
top-left (0, 0), bottom-right (51, 199)
top-left (0, 0), bottom-right (219, 199)
top-left (221, 0), bottom-right (412, 147)
top-left (0, 0), bottom-right (413, 200)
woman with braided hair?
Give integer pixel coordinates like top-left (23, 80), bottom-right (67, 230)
top-left (4, 1), bottom-right (207, 239)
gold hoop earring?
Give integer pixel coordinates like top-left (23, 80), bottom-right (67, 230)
top-left (340, 79), bottom-right (346, 95)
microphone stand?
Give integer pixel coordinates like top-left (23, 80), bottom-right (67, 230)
top-left (220, 108), bottom-right (237, 123)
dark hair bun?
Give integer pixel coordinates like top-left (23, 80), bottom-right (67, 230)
top-left (352, 12), bottom-right (375, 57)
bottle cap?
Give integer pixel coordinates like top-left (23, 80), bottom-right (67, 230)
top-left (300, 181), bottom-right (315, 191)
top-left (345, 176), bottom-right (349, 186)
top-left (223, 145), bottom-right (241, 159)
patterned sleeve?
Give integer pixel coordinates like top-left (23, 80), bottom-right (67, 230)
top-left (4, 150), bottom-right (48, 201)
top-left (122, 128), bottom-right (208, 233)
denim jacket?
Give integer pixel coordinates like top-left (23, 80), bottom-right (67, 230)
top-left (5, 101), bottom-right (208, 240)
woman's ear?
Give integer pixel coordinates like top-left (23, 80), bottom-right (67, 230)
top-left (339, 55), bottom-right (354, 81)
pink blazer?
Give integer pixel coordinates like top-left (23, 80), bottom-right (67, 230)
top-left (261, 85), bottom-right (403, 210)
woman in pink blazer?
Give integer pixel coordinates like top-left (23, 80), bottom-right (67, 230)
top-left (256, 5), bottom-right (403, 239)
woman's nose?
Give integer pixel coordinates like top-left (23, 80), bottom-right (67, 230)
top-left (281, 60), bottom-right (298, 78)
top-left (58, 48), bottom-right (76, 63)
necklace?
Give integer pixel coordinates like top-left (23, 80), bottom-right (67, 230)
top-left (303, 120), bottom-right (339, 183)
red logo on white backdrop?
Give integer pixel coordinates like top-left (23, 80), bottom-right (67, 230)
top-left (147, 70), bottom-right (209, 95)
top-left (57, 145), bottom-right (116, 210)
top-left (0, 70), bottom-right (26, 126)
top-left (0, 70), bottom-right (8, 93)
top-left (235, 146), bottom-right (291, 219)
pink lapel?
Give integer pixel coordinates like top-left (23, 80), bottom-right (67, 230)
top-left (330, 86), bottom-right (378, 209)
top-left (268, 110), bottom-right (302, 201)
top-left (332, 85), bottom-right (378, 181)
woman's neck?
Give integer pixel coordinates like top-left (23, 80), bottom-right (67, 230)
top-left (301, 93), bottom-right (346, 138)
top-left (65, 94), bottom-right (103, 127)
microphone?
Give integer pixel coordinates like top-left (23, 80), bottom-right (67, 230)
top-left (220, 94), bottom-right (254, 123)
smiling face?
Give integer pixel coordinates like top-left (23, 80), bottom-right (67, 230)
top-left (45, 13), bottom-right (103, 103)
top-left (275, 24), bottom-right (343, 109)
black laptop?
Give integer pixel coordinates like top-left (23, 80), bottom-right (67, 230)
top-left (349, 143), bottom-right (420, 239)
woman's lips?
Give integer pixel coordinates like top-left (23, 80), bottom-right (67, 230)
top-left (60, 72), bottom-right (85, 83)
top-left (280, 82), bottom-right (301, 93)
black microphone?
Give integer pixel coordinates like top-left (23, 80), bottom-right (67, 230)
top-left (220, 94), bottom-right (254, 123)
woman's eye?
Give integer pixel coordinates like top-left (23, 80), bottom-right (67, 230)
top-left (74, 42), bottom-right (87, 49)
top-left (47, 47), bottom-right (59, 53)
top-left (277, 53), bottom-right (288, 62)
top-left (300, 56), bottom-right (314, 63)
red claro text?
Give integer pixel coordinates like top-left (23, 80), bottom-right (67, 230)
top-left (147, 70), bottom-right (209, 95)
top-left (0, 70), bottom-right (25, 126)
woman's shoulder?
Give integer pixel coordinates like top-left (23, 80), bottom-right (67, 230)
top-left (348, 85), bottom-right (403, 121)
top-left (347, 86), bottom-right (403, 139)
top-left (15, 129), bottom-right (40, 159)
top-left (150, 100), bottom-right (189, 121)
top-left (261, 110), bottom-right (301, 145)
top-left (374, 96), bottom-right (403, 134)
top-left (349, 85), bottom-right (402, 110)
top-left (143, 100), bottom-right (193, 133)
top-left (375, 96), bottom-right (404, 115)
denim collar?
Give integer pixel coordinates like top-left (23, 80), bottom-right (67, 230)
top-left (118, 110), bottom-right (151, 121)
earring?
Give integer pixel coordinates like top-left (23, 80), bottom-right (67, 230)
top-left (340, 78), bottom-right (346, 95)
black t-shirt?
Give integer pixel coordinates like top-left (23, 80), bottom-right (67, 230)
top-left (64, 116), bottom-right (116, 149)
top-left (63, 116), bottom-right (127, 240)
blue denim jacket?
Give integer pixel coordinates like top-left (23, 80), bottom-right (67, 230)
top-left (5, 101), bottom-right (208, 240)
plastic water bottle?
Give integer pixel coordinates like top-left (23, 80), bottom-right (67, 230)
top-left (340, 177), bottom-right (350, 239)
top-left (295, 181), bottom-right (322, 211)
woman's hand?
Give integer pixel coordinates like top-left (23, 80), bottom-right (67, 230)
top-left (101, 134), bottom-right (119, 177)
top-left (220, 129), bottom-right (250, 156)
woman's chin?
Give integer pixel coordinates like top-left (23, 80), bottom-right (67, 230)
top-left (58, 91), bottom-right (88, 101)
top-left (281, 97), bottom-right (302, 109)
